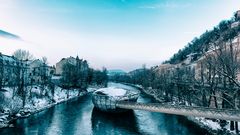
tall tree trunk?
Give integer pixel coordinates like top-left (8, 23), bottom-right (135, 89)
top-left (21, 68), bottom-right (26, 107)
top-left (200, 63), bottom-right (208, 107)
top-left (177, 84), bottom-right (181, 103)
top-left (202, 88), bottom-right (208, 107)
top-left (67, 90), bottom-right (69, 99)
top-left (230, 121), bottom-right (235, 131)
top-left (213, 91), bottom-right (218, 108)
top-left (235, 122), bottom-right (239, 134)
top-left (78, 89), bottom-right (81, 96)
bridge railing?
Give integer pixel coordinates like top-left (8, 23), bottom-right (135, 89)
top-left (116, 101), bottom-right (240, 121)
top-left (92, 94), bottom-right (117, 110)
top-left (92, 91), bottom-right (140, 111)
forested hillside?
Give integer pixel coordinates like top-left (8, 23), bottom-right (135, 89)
top-left (111, 11), bottom-right (240, 134)
top-left (165, 12), bottom-right (240, 64)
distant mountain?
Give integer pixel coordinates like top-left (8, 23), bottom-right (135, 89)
top-left (0, 29), bottom-right (20, 40)
top-left (107, 69), bottom-right (126, 76)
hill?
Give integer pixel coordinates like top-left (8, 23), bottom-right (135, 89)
top-left (165, 10), bottom-right (240, 64)
top-left (107, 69), bottom-right (126, 76)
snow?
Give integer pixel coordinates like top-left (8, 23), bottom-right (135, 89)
top-left (51, 76), bottom-right (61, 80)
top-left (32, 98), bottom-right (49, 108)
top-left (0, 115), bottom-right (8, 122)
top-left (95, 87), bottom-right (126, 97)
top-left (108, 82), bottom-right (135, 91)
top-left (108, 82), bottom-right (140, 94)
top-left (2, 89), bottom-right (12, 99)
top-left (196, 117), bottom-right (221, 130)
top-left (193, 117), bottom-right (240, 134)
top-left (0, 115), bottom-right (9, 128)
top-left (0, 85), bottom-right (98, 128)
top-left (1, 55), bottom-right (16, 62)
top-left (87, 87), bottom-right (96, 92)
top-left (31, 86), bottom-right (41, 94)
top-left (53, 87), bottom-right (80, 102)
top-left (225, 121), bottom-right (240, 134)
top-left (139, 85), bottom-right (234, 134)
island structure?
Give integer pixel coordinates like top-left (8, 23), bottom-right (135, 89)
top-left (92, 87), bottom-right (140, 113)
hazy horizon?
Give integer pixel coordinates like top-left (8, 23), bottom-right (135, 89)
top-left (1, 0), bottom-right (240, 71)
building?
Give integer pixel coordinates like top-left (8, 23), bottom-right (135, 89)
top-left (231, 10), bottom-right (240, 28)
top-left (55, 56), bottom-right (77, 75)
top-left (28, 59), bottom-right (54, 85)
top-left (192, 34), bottom-right (240, 82)
top-left (0, 52), bottom-right (56, 87)
top-left (153, 64), bottom-right (175, 75)
top-left (0, 53), bottom-right (29, 87)
top-left (231, 21), bottom-right (240, 28)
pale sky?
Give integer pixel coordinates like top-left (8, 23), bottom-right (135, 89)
top-left (0, 0), bottom-right (240, 71)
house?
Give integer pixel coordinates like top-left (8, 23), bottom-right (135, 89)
top-left (28, 59), bottom-right (53, 84)
top-left (153, 64), bottom-right (175, 75)
top-left (0, 53), bottom-right (29, 87)
top-left (231, 10), bottom-right (240, 28)
top-left (0, 52), bottom-right (56, 87)
top-left (55, 56), bottom-right (77, 75)
top-left (231, 21), bottom-right (240, 28)
top-left (193, 34), bottom-right (240, 82)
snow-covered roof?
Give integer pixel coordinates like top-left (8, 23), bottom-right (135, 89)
top-left (51, 76), bottom-right (61, 80)
top-left (95, 87), bottom-right (126, 97)
top-left (0, 54), bottom-right (16, 62)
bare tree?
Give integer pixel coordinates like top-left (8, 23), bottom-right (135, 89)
top-left (203, 28), bottom-right (240, 132)
top-left (42, 56), bottom-right (48, 65)
top-left (10, 49), bottom-right (33, 107)
top-left (39, 57), bottom-right (50, 96)
top-left (13, 49), bottom-right (34, 61)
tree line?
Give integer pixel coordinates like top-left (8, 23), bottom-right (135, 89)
top-left (0, 49), bottom-right (50, 111)
top-left (111, 13), bottom-right (240, 133)
top-left (0, 49), bottom-right (108, 111)
top-left (165, 11), bottom-right (240, 64)
top-left (61, 56), bottom-right (108, 90)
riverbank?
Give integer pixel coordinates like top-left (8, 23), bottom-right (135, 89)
top-left (0, 83), bottom-right (208, 135)
top-left (126, 84), bottom-right (239, 135)
top-left (0, 85), bottom-right (100, 129)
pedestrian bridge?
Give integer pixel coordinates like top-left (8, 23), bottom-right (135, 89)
top-left (116, 101), bottom-right (240, 121)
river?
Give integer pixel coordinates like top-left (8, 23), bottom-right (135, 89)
top-left (0, 83), bottom-right (209, 135)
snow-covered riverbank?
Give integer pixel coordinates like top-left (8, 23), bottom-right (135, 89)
top-left (127, 84), bottom-right (239, 135)
top-left (0, 85), bottom-right (100, 129)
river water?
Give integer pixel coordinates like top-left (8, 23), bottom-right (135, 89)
top-left (0, 83), bottom-right (209, 135)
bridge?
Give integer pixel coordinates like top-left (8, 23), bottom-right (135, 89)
top-left (92, 92), bottom-right (240, 121)
top-left (115, 83), bottom-right (240, 121)
top-left (116, 101), bottom-right (240, 121)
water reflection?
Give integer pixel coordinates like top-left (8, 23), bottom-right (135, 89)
top-left (91, 107), bottom-right (143, 135)
top-left (2, 107), bottom-right (55, 135)
top-left (0, 84), bottom-right (210, 135)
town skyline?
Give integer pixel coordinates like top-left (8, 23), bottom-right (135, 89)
top-left (1, 1), bottom-right (240, 134)
top-left (1, 0), bottom-right (240, 71)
